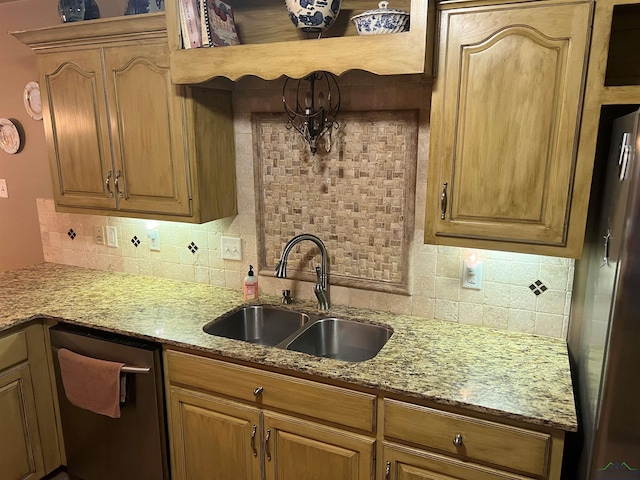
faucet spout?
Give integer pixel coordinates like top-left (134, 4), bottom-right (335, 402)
top-left (275, 234), bottom-right (330, 310)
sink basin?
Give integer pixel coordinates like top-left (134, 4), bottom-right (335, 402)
top-left (203, 306), bottom-right (310, 346)
top-left (285, 318), bottom-right (393, 362)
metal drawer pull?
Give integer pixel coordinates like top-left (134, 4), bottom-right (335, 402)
top-left (106, 171), bottom-right (113, 198)
top-left (250, 425), bottom-right (257, 457)
top-left (265, 429), bottom-right (272, 461)
top-left (453, 433), bottom-right (463, 447)
top-left (385, 461), bottom-right (391, 480)
top-left (440, 182), bottom-right (448, 220)
top-left (253, 386), bottom-right (264, 396)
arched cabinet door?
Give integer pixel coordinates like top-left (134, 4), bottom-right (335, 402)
top-left (103, 44), bottom-right (191, 216)
top-left (426, 1), bottom-right (592, 256)
top-left (38, 50), bottom-right (115, 210)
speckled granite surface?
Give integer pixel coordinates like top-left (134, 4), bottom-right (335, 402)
top-left (0, 263), bottom-right (577, 431)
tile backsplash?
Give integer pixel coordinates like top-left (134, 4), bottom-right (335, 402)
top-left (254, 110), bottom-right (418, 294)
top-left (35, 73), bottom-right (574, 339)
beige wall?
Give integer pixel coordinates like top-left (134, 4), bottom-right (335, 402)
top-left (0, 0), bottom-right (55, 271)
top-left (0, 0), bottom-right (128, 272)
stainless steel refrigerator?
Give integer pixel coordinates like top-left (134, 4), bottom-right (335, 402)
top-left (568, 108), bottom-right (640, 478)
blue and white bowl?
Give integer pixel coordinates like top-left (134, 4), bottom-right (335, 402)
top-left (351, 1), bottom-right (410, 35)
top-left (285, 0), bottom-right (342, 34)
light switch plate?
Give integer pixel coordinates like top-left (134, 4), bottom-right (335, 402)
top-left (0, 179), bottom-right (8, 198)
top-left (221, 236), bottom-right (242, 261)
top-left (106, 226), bottom-right (118, 248)
top-left (95, 225), bottom-right (105, 245)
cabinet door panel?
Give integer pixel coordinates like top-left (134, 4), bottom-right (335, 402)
top-left (38, 50), bottom-right (115, 210)
top-left (104, 44), bottom-right (191, 216)
top-left (0, 365), bottom-right (45, 480)
top-left (384, 444), bottom-right (530, 480)
top-left (428, 2), bottom-right (591, 249)
top-left (264, 411), bottom-right (374, 480)
top-left (168, 387), bottom-right (261, 480)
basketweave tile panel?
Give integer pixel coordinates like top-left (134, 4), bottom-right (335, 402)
top-left (253, 110), bottom-right (419, 294)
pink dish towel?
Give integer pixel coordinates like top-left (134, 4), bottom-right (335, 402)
top-left (57, 348), bottom-right (125, 419)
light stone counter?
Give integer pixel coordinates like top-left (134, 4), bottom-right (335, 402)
top-left (0, 263), bottom-right (577, 431)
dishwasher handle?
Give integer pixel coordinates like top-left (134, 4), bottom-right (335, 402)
top-left (53, 347), bottom-right (151, 374)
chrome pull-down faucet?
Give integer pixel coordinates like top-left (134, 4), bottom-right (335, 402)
top-left (275, 234), bottom-right (329, 310)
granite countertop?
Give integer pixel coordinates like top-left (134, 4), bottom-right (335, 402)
top-left (0, 263), bottom-right (577, 432)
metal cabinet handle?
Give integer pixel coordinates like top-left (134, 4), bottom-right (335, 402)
top-left (114, 170), bottom-right (123, 198)
top-left (453, 433), bottom-right (464, 447)
top-left (385, 461), bottom-right (391, 480)
top-left (440, 182), bottom-right (448, 220)
top-left (106, 171), bottom-right (113, 198)
top-left (253, 386), bottom-right (264, 396)
top-left (250, 425), bottom-right (257, 457)
top-left (265, 429), bottom-right (272, 461)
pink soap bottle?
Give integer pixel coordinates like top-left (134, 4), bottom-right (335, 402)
top-left (243, 265), bottom-right (258, 300)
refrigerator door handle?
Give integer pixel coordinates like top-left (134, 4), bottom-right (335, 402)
top-left (619, 132), bottom-right (631, 181)
top-left (601, 230), bottom-right (611, 267)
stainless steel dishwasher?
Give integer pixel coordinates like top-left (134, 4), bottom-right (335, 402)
top-left (49, 324), bottom-right (169, 480)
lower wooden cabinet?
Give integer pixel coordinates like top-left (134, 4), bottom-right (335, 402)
top-left (169, 387), bottom-right (261, 480)
top-left (0, 363), bottom-right (44, 480)
top-left (263, 411), bottom-right (374, 480)
top-left (0, 325), bottom-right (61, 480)
top-left (165, 349), bottom-right (567, 480)
top-left (383, 443), bottom-right (533, 480)
top-left (167, 385), bottom-right (375, 480)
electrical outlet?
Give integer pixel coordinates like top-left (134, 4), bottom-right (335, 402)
top-left (0, 179), bottom-right (8, 198)
top-left (147, 229), bottom-right (160, 251)
top-left (462, 259), bottom-right (483, 290)
top-left (221, 236), bottom-right (242, 260)
top-left (106, 226), bottom-right (118, 248)
top-left (95, 226), bottom-right (105, 245)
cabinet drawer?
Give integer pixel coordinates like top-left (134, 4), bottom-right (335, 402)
top-left (0, 330), bottom-right (28, 371)
top-left (165, 350), bottom-right (376, 432)
top-left (384, 399), bottom-right (550, 477)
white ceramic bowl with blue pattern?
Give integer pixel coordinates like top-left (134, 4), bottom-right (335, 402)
top-left (350, 1), bottom-right (409, 35)
top-left (285, 0), bottom-right (342, 34)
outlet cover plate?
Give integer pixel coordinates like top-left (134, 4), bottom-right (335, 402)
top-left (106, 226), bottom-right (118, 248)
top-left (221, 236), bottom-right (242, 261)
top-left (462, 260), bottom-right (483, 290)
top-left (0, 179), bottom-right (8, 198)
top-left (148, 229), bottom-right (160, 251)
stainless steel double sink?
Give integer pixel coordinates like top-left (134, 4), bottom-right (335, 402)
top-left (203, 305), bottom-right (393, 362)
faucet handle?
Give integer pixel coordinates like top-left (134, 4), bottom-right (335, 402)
top-left (315, 266), bottom-right (321, 282)
top-left (281, 290), bottom-right (293, 304)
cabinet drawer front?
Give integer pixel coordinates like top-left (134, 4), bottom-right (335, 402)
top-left (384, 399), bottom-right (550, 477)
top-left (0, 331), bottom-right (28, 371)
top-left (166, 350), bottom-right (376, 432)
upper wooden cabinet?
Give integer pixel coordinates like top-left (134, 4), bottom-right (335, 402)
top-left (165, 0), bottom-right (436, 83)
top-left (425, 0), bottom-right (593, 257)
top-left (13, 15), bottom-right (237, 223)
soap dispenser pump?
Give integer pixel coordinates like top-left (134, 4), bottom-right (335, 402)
top-left (244, 265), bottom-right (258, 300)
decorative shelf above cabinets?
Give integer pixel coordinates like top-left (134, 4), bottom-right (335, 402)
top-left (12, 14), bottom-right (237, 224)
top-left (166, 0), bottom-right (435, 83)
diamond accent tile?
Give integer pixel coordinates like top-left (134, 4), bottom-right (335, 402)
top-left (131, 236), bottom-right (140, 247)
top-left (67, 229), bottom-right (76, 240)
top-left (188, 242), bottom-right (199, 254)
top-left (529, 280), bottom-right (548, 296)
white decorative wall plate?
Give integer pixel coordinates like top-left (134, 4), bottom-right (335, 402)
top-left (0, 118), bottom-right (22, 154)
top-left (23, 81), bottom-right (43, 120)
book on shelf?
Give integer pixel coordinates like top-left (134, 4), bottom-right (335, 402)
top-left (179, 0), bottom-right (202, 49)
top-left (200, 0), bottom-right (241, 47)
